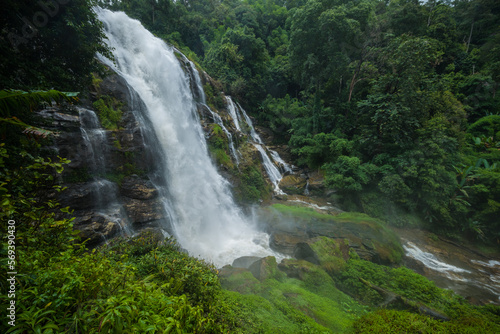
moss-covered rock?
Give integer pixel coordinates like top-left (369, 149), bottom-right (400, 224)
top-left (249, 256), bottom-right (285, 281)
top-left (262, 204), bottom-right (403, 265)
top-left (279, 174), bottom-right (307, 194)
top-left (305, 237), bottom-right (350, 275)
top-left (220, 266), bottom-right (260, 294)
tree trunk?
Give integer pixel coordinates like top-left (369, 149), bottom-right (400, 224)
top-left (466, 21), bottom-right (475, 53)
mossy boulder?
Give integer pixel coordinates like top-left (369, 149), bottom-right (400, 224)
top-left (219, 266), bottom-right (260, 294)
top-left (249, 256), bottom-right (285, 281)
top-left (232, 256), bottom-right (261, 269)
top-left (279, 174), bottom-right (307, 194)
top-left (295, 237), bottom-right (350, 275)
top-left (263, 204), bottom-right (403, 265)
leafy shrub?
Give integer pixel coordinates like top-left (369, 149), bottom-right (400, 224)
top-left (92, 95), bottom-right (123, 130)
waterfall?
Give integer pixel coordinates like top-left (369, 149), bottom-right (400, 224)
top-left (175, 49), bottom-right (240, 164)
top-left (236, 101), bottom-right (263, 144)
top-left (224, 97), bottom-right (286, 193)
top-left (78, 106), bottom-right (132, 237)
top-left (202, 104), bottom-right (240, 164)
top-left (225, 96), bottom-right (242, 132)
top-left (97, 9), bottom-right (279, 266)
top-left (270, 150), bottom-right (293, 175)
top-left (404, 242), bottom-right (470, 277)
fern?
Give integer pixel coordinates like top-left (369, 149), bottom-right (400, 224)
top-left (0, 89), bottom-right (78, 138)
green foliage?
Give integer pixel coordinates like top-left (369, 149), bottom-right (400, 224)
top-left (235, 165), bottom-right (269, 203)
top-left (221, 258), bottom-right (369, 333)
top-left (0, 89), bottom-right (78, 142)
top-left (353, 309), bottom-right (500, 334)
top-left (92, 95), bottom-right (123, 130)
top-left (324, 156), bottom-right (377, 192)
top-left (207, 124), bottom-right (234, 169)
top-left (469, 115), bottom-right (500, 137)
top-left (0, 0), bottom-right (113, 90)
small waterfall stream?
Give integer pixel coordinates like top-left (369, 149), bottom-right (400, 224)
top-left (97, 9), bottom-right (281, 266)
top-left (402, 238), bottom-right (500, 304)
top-left (224, 96), bottom-right (288, 193)
top-left (78, 107), bottom-right (132, 238)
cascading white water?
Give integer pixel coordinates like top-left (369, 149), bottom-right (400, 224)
top-left (270, 150), bottom-right (293, 174)
top-left (203, 104), bottom-right (240, 164)
top-left (97, 9), bottom-right (280, 266)
top-left (79, 107), bottom-right (107, 173)
top-left (175, 51), bottom-right (240, 164)
top-left (254, 144), bottom-right (285, 194)
top-left (227, 99), bottom-right (286, 192)
top-left (236, 101), bottom-right (263, 144)
top-left (78, 106), bottom-right (132, 237)
top-left (225, 96), bottom-right (242, 132)
top-left (404, 242), bottom-right (471, 277)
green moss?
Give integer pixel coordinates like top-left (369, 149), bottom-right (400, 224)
top-left (92, 95), bottom-right (123, 130)
top-left (267, 204), bottom-right (404, 264)
top-left (309, 237), bottom-right (348, 274)
top-left (112, 139), bottom-right (122, 150)
top-left (222, 258), bottom-right (370, 333)
top-left (91, 72), bottom-right (103, 94)
top-left (234, 165), bottom-right (271, 203)
top-left (335, 256), bottom-right (496, 326)
top-left (353, 309), bottom-right (500, 333)
top-left (207, 124), bottom-right (235, 169)
top-left (219, 290), bottom-right (330, 333)
top-left (222, 270), bottom-right (260, 294)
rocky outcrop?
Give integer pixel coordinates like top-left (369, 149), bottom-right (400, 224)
top-left (72, 212), bottom-right (122, 248)
top-left (122, 198), bottom-right (164, 225)
top-left (37, 71), bottom-right (170, 247)
top-left (262, 204), bottom-right (403, 265)
top-left (120, 175), bottom-right (158, 200)
top-left (232, 256), bottom-right (261, 269)
top-left (279, 175), bottom-right (307, 194)
top-left (248, 256), bottom-right (283, 281)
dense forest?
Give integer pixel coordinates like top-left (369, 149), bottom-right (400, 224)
top-left (101, 0), bottom-right (500, 242)
top-left (1, 0), bottom-right (500, 333)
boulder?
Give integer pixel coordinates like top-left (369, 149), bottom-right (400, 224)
top-left (248, 256), bottom-right (283, 281)
top-left (294, 237), bottom-right (350, 275)
top-left (219, 265), bottom-right (260, 294)
top-left (120, 175), bottom-right (158, 200)
top-left (270, 230), bottom-right (309, 255)
top-left (232, 256), bottom-right (261, 269)
top-left (294, 242), bottom-right (320, 265)
top-left (73, 213), bottom-right (121, 247)
top-left (279, 175), bottom-right (307, 195)
top-left (123, 197), bottom-right (164, 224)
top-left (263, 204), bottom-right (403, 265)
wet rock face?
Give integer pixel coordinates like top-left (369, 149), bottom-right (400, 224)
top-left (37, 72), bottom-right (169, 247)
top-left (73, 213), bottom-right (122, 248)
top-left (120, 175), bottom-right (158, 200)
top-left (279, 175), bottom-right (308, 195)
top-left (122, 198), bottom-right (164, 225)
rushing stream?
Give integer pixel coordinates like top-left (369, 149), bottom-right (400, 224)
top-left (400, 231), bottom-right (500, 305)
top-left (97, 9), bottom-right (281, 266)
